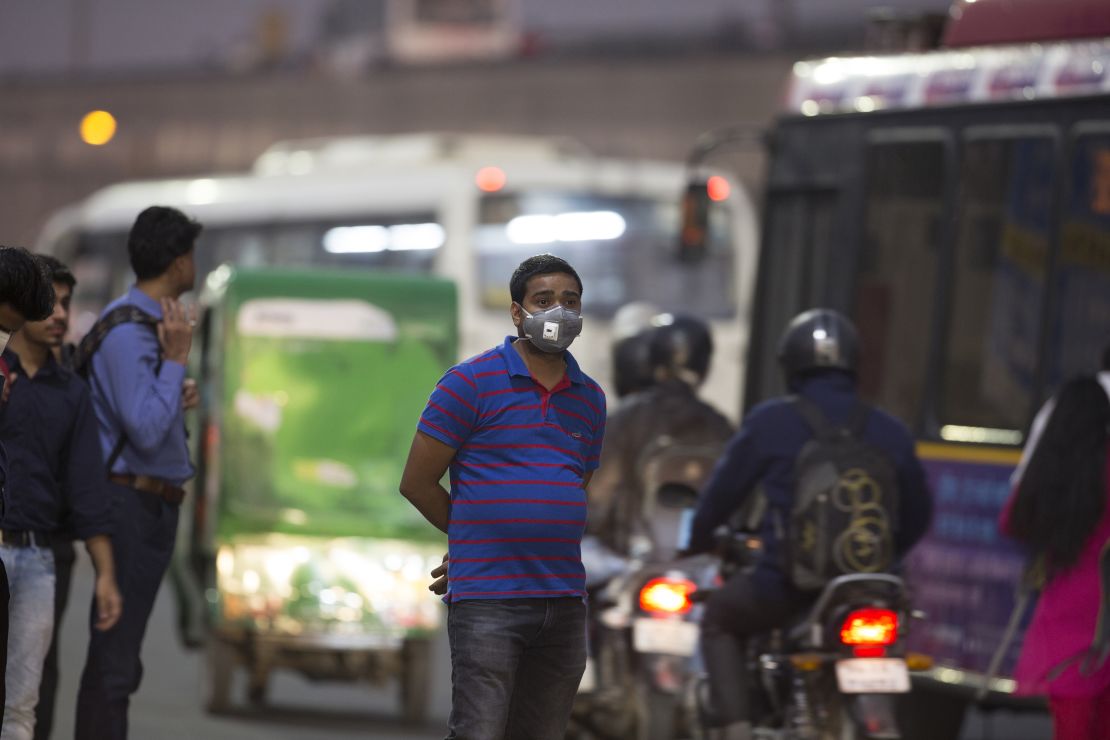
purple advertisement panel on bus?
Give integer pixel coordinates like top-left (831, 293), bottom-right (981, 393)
top-left (905, 453), bottom-right (1029, 677)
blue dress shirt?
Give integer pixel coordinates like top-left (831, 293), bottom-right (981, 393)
top-left (88, 287), bottom-right (194, 486)
top-left (0, 350), bottom-right (112, 539)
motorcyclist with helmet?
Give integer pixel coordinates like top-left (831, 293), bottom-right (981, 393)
top-left (685, 309), bottom-right (933, 740)
top-left (588, 312), bottom-right (734, 557)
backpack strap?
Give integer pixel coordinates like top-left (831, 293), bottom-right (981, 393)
top-left (791, 396), bottom-right (873, 439)
top-left (72, 305), bottom-right (159, 378)
top-left (73, 305), bottom-right (162, 471)
top-left (790, 395), bottom-right (835, 439)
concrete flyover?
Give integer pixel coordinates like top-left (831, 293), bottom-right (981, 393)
top-left (0, 51), bottom-right (793, 245)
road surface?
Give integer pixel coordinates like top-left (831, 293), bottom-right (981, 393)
top-left (48, 552), bottom-right (1052, 739)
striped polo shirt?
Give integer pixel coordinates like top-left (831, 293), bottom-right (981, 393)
top-left (417, 336), bottom-right (607, 602)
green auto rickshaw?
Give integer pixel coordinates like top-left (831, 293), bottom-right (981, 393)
top-left (174, 266), bottom-right (455, 719)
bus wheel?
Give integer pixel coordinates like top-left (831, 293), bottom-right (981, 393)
top-left (203, 637), bottom-right (237, 714)
top-left (400, 637), bottom-right (431, 723)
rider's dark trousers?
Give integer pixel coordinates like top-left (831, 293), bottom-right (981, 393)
top-left (75, 483), bottom-right (178, 740)
top-left (700, 570), bottom-right (810, 726)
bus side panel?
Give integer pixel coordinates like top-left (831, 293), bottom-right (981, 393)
top-left (906, 448), bottom-right (1029, 683)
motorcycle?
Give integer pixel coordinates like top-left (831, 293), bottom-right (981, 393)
top-left (692, 530), bottom-right (932, 740)
top-left (572, 441), bottom-right (723, 740)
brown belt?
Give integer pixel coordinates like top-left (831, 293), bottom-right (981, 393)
top-left (109, 474), bottom-right (186, 505)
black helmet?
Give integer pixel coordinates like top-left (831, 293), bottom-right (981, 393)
top-left (612, 302), bottom-right (661, 398)
top-left (648, 313), bottom-right (714, 386)
top-left (613, 330), bottom-right (656, 398)
top-left (777, 308), bottom-right (859, 382)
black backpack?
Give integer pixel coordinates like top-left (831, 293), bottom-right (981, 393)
top-left (786, 396), bottom-right (899, 591)
top-left (71, 305), bottom-right (162, 468)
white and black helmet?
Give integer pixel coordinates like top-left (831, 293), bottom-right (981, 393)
top-left (777, 308), bottom-right (859, 382)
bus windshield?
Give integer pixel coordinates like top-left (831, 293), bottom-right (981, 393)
top-left (474, 192), bottom-right (736, 319)
top-left (220, 296), bottom-right (446, 541)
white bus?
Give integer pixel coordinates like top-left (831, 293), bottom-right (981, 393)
top-left (37, 132), bottom-right (758, 419)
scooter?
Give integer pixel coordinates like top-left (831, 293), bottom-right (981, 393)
top-left (572, 441), bottom-right (723, 740)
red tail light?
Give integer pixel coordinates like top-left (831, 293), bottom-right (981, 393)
top-left (840, 608), bottom-right (898, 647)
top-left (639, 577), bottom-right (697, 615)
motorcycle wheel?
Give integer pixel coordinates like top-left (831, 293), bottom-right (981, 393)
top-left (819, 687), bottom-right (860, 740)
top-left (636, 682), bottom-right (681, 740)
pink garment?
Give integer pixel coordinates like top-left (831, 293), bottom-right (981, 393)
top-left (1001, 449), bottom-right (1110, 699)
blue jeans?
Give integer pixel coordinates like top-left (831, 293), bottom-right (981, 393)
top-left (75, 484), bottom-right (178, 740)
top-left (447, 597), bottom-right (587, 740)
top-left (0, 545), bottom-right (55, 740)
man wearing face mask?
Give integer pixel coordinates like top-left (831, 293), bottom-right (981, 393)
top-left (400, 254), bottom-right (606, 740)
top-left (0, 246), bottom-right (57, 734)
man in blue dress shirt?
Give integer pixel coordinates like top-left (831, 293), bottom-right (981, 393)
top-left (0, 255), bottom-right (122, 740)
top-left (74, 207), bottom-right (201, 740)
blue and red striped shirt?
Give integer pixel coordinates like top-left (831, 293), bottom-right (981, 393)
top-left (417, 336), bottom-right (606, 602)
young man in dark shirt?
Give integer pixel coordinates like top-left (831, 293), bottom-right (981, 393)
top-left (0, 246), bottom-right (56, 736)
top-left (0, 254), bottom-right (122, 739)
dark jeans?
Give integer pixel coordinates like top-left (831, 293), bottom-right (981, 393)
top-left (34, 539), bottom-right (75, 740)
top-left (700, 572), bottom-right (811, 726)
top-left (447, 597), bottom-right (588, 740)
top-left (75, 483), bottom-right (179, 740)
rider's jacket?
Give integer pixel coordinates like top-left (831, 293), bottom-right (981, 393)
top-left (687, 370), bottom-right (933, 582)
top-left (588, 379), bottom-right (734, 556)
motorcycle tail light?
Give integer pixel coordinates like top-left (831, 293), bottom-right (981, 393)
top-left (639, 577), bottom-right (697, 615)
top-left (839, 608), bottom-right (898, 647)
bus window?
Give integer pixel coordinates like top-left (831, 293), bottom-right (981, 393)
top-left (856, 140), bottom-right (946, 428)
top-left (70, 215), bottom-right (442, 305)
top-left (1047, 132), bottom-right (1110, 384)
top-left (474, 192), bottom-right (735, 320)
top-left (749, 191), bottom-right (837, 401)
top-left (938, 136), bottom-right (1056, 444)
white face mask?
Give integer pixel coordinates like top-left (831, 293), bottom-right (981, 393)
top-left (0, 329), bottom-right (11, 353)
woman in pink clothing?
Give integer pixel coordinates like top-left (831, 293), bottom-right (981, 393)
top-left (1002, 375), bottom-right (1110, 740)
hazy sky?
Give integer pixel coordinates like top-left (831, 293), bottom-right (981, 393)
top-left (0, 0), bottom-right (950, 77)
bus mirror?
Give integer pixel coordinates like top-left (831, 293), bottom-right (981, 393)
top-left (678, 180), bottom-right (711, 262)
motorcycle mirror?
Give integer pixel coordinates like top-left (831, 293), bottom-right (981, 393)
top-left (657, 482), bottom-right (699, 510)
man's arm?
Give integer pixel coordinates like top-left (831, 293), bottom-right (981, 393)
top-left (66, 386), bottom-right (114, 540)
top-left (399, 431), bottom-right (457, 534)
top-left (85, 535), bottom-right (122, 631)
top-left (895, 445), bottom-right (932, 555)
top-left (687, 413), bottom-right (767, 554)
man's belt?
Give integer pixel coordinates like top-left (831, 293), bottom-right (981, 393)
top-left (109, 474), bottom-right (186, 505)
top-left (0, 529), bottom-right (51, 548)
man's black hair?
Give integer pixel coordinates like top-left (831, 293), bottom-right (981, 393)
top-left (127, 205), bottom-right (202, 280)
top-left (35, 253), bottom-right (76, 289)
top-left (0, 245), bottom-right (55, 321)
top-left (509, 254), bottom-right (583, 305)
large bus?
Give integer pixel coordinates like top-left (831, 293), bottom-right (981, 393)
top-left (37, 132), bottom-right (758, 420)
top-left (687, 0), bottom-right (1110, 735)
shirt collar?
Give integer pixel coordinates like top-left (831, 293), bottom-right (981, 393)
top-left (127, 286), bottom-right (163, 319)
top-left (1, 347), bottom-right (61, 379)
top-left (499, 336), bottom-right (587, 386)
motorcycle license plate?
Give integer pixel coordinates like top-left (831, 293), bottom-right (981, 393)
top-left (632, 617), bottom-right (699, 656)
top-left (835, 658), bottom-right (911, 694)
